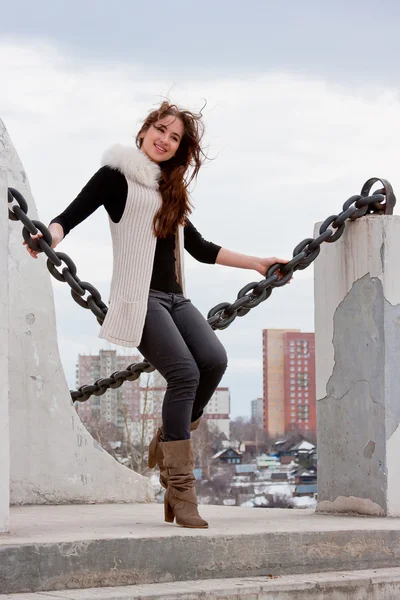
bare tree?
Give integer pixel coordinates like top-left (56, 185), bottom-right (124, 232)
top-left (117, 371), bottom-right (164, 475)
top-left (119, 399), bottom-right (142, 472)
top-left (230, 416), bottom-right (270, 452)
top-left (86, 417), bottom-right (120, 459)
top-left (192, 419), bottom-right (226, 479)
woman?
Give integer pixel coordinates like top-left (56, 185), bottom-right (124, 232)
top-left (25, 101), bottom-right (289, 529)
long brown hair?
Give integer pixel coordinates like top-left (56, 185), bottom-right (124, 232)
top-left (136, 101), bottom-right (206, 238)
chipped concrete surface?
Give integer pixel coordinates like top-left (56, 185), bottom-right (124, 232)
top-left (2, 505), bottom-right (400, 594)
top-left (1, 118), bottom-right (152, 505)
top-left (317, 496), bottom-right (385, 517)
top-left (4, 568), bottom-right (400, 599)
top-left (314, 216), bottom-right (400, 516)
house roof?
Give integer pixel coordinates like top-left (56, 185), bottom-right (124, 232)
top-left (291, 440), bottom-right (315, 452)
top-left (274, 438), bottom-right (316, 454)
top-left (293, 466), bottom-right (317, 476)
top-left (212, 448), bottom-right (242, 459)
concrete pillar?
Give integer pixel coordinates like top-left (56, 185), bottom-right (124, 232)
top-left (1, 118), bottom-right (153, 504)
top-left (315, 214), bottom-right (400, 517)
top-left (0, 170), bottom-right (10, 531)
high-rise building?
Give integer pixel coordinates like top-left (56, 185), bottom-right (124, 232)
top-left (251, 397), bottom-right (264, 424)
top-left (204, 387), bottom-right (230, 438)
top-left (262, 329), bottom-right (316, 438)
top-left (136, 384), bottom-right (231, 441)
top-left (75, 350), bottom-right (141, 432)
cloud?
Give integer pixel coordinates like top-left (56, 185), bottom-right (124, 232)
top-left (1, 1), bottom-right (399, 88)
top-left (2, 39), bottom-right (400, 417)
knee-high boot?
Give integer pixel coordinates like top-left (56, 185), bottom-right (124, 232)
top-left (160, 438), bottom-right (208, 529)
top-left (148, 417), bottom-right (202, 489)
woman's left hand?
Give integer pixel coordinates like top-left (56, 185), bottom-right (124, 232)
top-left (255, 256), bottom-right (292, 280)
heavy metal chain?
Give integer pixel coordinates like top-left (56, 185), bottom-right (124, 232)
top-left (7, 188), bottom-right (108, 325)
top-left (7, 177), bottom-right (396, 403)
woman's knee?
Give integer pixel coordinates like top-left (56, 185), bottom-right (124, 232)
top-left (166, 358), bottom-right (200, 389)
top-left (203, 347), bottom-right (228, 376)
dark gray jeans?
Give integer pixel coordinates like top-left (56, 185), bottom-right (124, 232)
top-left (138, 289), bottom-right (228, 441)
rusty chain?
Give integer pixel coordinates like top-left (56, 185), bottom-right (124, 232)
top-left (7, 177), bottom-right (396, 402)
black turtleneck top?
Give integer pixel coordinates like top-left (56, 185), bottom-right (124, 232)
top-left (50, 166), bottom-right (221, 293)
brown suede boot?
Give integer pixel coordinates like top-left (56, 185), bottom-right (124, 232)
top-left (148, 418), bottom-right (203, 489)
top-left (161, 439), bottom-right (208, 529)
top-left (148, 427), bottom-right (168, 489)
top-left (190, 416), bottom-right (202, 431)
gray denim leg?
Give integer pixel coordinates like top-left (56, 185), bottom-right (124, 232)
top-left (138, 290), bottom-right (227, 441)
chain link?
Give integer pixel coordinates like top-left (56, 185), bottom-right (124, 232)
top-left (7, 177), bottom-right (396, 402)
top-left (206, 178), bottom-right (395, 330)
top-left (8, 187), bottom-right (108, 325)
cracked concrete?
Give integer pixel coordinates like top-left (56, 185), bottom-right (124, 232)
top-left (314, 216), bottom-right (400, 516)
top-left (1, 118), bottom-right (153, 508)
top-left (318, 275), bottom-right (387, 513)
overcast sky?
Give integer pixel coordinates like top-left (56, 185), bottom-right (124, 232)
top-left (2, 0), bottom-right (400, 418)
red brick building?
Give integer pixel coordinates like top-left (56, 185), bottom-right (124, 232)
top-left (262, 329), bottom-right (316, 438)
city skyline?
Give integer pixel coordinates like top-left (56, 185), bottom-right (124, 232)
top-left (75, 349), bottom-right (231, 442)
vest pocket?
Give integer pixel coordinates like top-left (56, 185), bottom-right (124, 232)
top-left (101, 296), bottom-right (143, 345)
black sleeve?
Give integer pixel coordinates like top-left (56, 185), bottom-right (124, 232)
top-left (50, 166), bottom-right (128, 236)
top-left (184, 219), bottom-right (221, 264)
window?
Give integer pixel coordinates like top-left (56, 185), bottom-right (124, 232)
top-left (290, 399), bottom-right (295, 404)
top-left (290, 367), bottom-right (295, 371)
top-left (290, 360), bottom-right (294, 365)
top-left (290, 386), bottom-right (295, 391)
top-left (290, 341), bottom-right (294, 346)
top-left (305, 425), bottom-right (309, 430)
top-left (291, 418), bottom-right (296, 423)
top-left (304, 360), bottom-right (308, 365)
top-left (298, 360), bottom-right (302, 365)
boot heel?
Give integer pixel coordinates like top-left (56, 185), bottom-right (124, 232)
top-left (164, 493), bottom-right (174, 523)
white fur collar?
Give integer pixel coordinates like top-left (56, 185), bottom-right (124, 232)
top-left (101, 144), bottom-right (160, 190)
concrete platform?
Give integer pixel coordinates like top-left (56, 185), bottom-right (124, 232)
top-left (2, 504), bottom-right (400, 594)
top-left (2, 568), bottom-right (400, 599)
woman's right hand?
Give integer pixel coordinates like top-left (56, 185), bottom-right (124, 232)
top-left (23, 223), bottom-right (65, 259)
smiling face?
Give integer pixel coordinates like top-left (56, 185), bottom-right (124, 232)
top-left (139, 115), bottom-right (184, 163)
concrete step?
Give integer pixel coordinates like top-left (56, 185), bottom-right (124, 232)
top-left (2, 568), bottom-right (400, 599)
top-left (2, 504), bottom-right (400, 595)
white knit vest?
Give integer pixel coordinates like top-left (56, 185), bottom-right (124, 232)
top-left (98, 144), bottom-right (186, 348)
